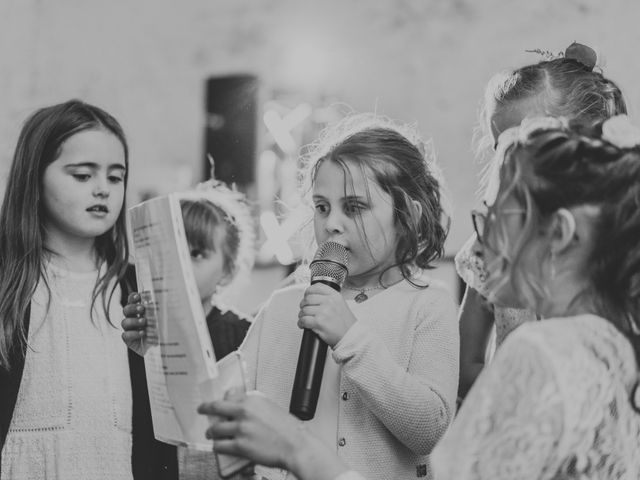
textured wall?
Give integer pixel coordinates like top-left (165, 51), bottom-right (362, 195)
top-left (0, 0), bottom-right (639, 252)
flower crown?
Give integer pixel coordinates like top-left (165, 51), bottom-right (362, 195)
top-left (525, 41), bottom-right (598, 71)
top-left (178, 155), bottom-right (255, 294)
top-left (601, 115), bottom-right (640, 149)
top-left (497, 115), bottom-right (640, 152)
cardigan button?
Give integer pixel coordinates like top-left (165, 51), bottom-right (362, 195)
top-left (338, 437), bottom-right (346, 447)
top-left (341, 391), bottom-right (349, 401)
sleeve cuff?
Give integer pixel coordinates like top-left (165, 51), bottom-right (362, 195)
top-left (331, 318), bottom-right (371, 364)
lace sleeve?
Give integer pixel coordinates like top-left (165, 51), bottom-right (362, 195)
top-left (430, 328), bottom-right (565, 479)
top-left (454, 234), bottom-right (491, 297)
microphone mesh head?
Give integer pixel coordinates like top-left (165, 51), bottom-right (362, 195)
top-left (310, 241), bottom-right (349, 286)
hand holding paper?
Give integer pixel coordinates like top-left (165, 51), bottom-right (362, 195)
top-left (128, 194), bottom-right (220, 450)
top-left (121, 292), bottom-right (151, 356)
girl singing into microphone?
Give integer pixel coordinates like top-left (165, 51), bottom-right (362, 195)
top-left (124, 113), bottom-right (459, 480)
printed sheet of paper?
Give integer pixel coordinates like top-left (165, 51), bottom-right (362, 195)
top-left (129, 194), bottom-right (219, 451)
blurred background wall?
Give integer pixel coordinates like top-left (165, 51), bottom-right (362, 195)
top-left (1, 0), bottom-right (639, 309)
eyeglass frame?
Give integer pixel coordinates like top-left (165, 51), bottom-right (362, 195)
top-left (471, 200), bottom-right (526, 245)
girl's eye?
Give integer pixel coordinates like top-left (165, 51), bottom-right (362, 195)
top-left (315, 203), bottom-right (329, 215)
top-left (72, 173), bottom-right (91, 181)
top-left (344, 203), bottom-right (364, 216)
top-left (108, 175), bottom-right (124, 184)
top-left (190, 249), bottom-right (206, 260)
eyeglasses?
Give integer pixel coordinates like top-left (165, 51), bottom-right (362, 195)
top-left (471, 209), bottom-right (488, 244)
top-left (471, 201), bottom-right (526, 245)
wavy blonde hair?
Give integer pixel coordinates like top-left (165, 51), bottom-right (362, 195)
top-left (485, 119), bottom-right (640, 367)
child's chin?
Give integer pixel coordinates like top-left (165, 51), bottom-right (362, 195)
top-left (82, 228), bottom-right (111, 238)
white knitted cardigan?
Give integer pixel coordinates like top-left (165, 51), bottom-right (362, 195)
top-left (219, 272), bottom-right (459, 480)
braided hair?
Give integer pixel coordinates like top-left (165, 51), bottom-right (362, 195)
top-left (488, 117), bottom-right (640, 372)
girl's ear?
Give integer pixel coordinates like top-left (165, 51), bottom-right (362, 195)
top-left (549, 208), bottom-right (577, 256)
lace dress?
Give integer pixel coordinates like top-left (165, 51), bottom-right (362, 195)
top-left (431, 314), bottom-right (640, 479)
top-left (455, 234), bottom-right (536, 349)
top-left (1, 260), bottom-right (133, 480)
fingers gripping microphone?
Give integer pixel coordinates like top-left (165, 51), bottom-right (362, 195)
top-left (289, 241), bottom-right (349, 420)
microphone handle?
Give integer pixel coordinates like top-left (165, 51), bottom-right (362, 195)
top-left (289, 329), bottom-right (328, 420)
top-left (289, 278), bottom-right (339, 421)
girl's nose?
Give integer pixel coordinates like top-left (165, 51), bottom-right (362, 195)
top-left (93, 178), bottom-right (110, 198)
top-left (325, 211), bottom-right (344, 234)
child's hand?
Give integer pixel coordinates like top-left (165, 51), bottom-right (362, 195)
top-left (297, 283), bottom-right (358, 347)
top-left (121, 292), bottom-right (149, 356)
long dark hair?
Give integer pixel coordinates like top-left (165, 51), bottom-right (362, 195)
top-left (0, 99), bottom-right (130, 370)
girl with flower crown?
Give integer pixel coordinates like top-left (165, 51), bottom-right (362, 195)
top-left (121, 169), bottom-right (256, 480)
top-left (456, 42), bottom-right (629, 402)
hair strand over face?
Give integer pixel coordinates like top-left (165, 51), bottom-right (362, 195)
top-left (301, 114), bottom-right (450, 287)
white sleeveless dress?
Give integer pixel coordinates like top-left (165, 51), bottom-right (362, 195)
top-left (1, 260), bottom-right (133, 480)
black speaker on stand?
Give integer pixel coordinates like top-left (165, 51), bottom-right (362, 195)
top-left (204, 74), bottom-right (259, 187)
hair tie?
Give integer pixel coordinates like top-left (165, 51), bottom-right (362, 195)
top-left (564, 41), bottom-right (597, 71)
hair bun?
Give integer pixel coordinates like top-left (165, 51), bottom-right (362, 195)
top-left (564, 42), bottom-right (597, 70)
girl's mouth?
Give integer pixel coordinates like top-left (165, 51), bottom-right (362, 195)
top-left (87, 205), bottom-right (109, 213)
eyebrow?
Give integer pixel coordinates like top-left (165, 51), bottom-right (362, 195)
top-left (342, 195), bottom-right (366, 202)
top-left (65, 162), bottom-right (126, 171)
top-left (312, 194), bottom-right (366, 201)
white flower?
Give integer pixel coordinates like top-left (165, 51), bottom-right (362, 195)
top-left (495, 125), bottom-right (519, 150)
top-left (494, 117), bottom-right (567, 152)
top-left (517, 116), bottom-right (567, 143)
top-left (601, 114), bottom-right (640, 149)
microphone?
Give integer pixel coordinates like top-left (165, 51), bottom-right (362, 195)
top-left (289, 241), bottom-right (349, 420)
